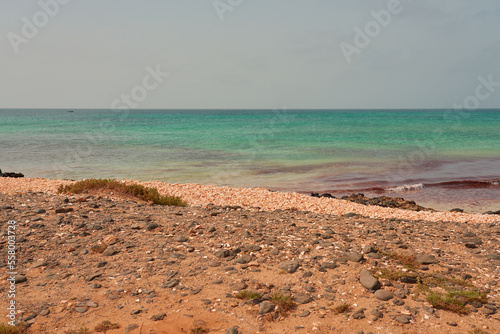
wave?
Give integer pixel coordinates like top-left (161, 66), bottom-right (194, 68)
top-left (315, 178), bottom-right (500, 194)
top-left (386, 183), bottom-right (425, 192)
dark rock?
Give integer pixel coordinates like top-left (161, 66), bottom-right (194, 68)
top-left (0, 170), bottom-right (24, 178)
top-left (294, 293), bottom-right (313, 304)
top-left (55, 208), bottom-right (74, 214)
top-left (298, 310), bottom-right (310, 317)
top-left (235, 255), bottom-right (252, 264)
top-left (279, 260), bottom-right (300, 273)
top-left (231, 282), bottom-right (248, 291)
top-left (370, 309), bottom-right (383, 318)
top-left (175, 236), bottom-right (189, 242)
top-left (374, 290), bottom-right (393, 301)
top-left (15, 275), bottom-right (27, 284)
top-left (258, 301), bottom-right (275, 314)
top-left (400, 277), bottom-right (417, 284)
top-left (486, 253), bottom-right (500, 260)
top-left (359, 269), bottom-right (381, 290)
top-left (346, 252), bottom-right (364, 262)
top-left (416, 254), bottom-right (439, 264)
top-left (227, 327), bottom-right (239, 334)
top-left (352, 309), bottom-right (365, 320)
top-left (124, 324), bottom-right (139, 334)
top-left (450, 208), bottom-right (463, 213)
top-left (395, 315), bottom-right (411, 324)
top-left (102, 246), bottom-right (118, 256)
top-left (151, 313), bottom-right (166, 321)
top-left (162, 279), bottom-right (180, 288)
top-left (146, 223), bottom-right (159, 231)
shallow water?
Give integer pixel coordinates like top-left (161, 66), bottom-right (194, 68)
top-left (1, 109), bottom-right (499, 212)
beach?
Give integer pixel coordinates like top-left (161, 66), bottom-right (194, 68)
top-left (1, 177), bottom-right (499, 333)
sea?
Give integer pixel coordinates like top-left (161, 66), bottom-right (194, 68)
top-left (1, 109), bottom-right (499, 213)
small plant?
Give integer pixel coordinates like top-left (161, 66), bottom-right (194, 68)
top-left (388, 252), bottom-right (418, 269)
top-left (91, 244), bottom-right (108, 254)
top-left (333, 302), bottom-right (352, 314)
top-left (191, 327), bottom-right (209, 334)
top-left (64, 328), bottom-right (91, 334)
top-left (95, 320), bottom-right (120, 333)
top-left (58, 179), bottom-right (187, 207)
top-left (426, 291), bottom-right (470, 314)
top-left (270, 292), bottom-right (296, 316)
top-left (469, 329), bottom-right (490, 334)
top-left (235, 290), bottom-right (262, 300)
top-left (0, 323), bottom-right (29, 334)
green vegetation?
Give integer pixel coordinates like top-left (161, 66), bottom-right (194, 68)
top-left (235, 290), bottom-right (263, 300)
top-left (373, 265), bottom-right (488, 315)
top-left (424, 289), bottom-right (486, 314)
top-left (333, 302), bottom-right (352, 314)
top-left (269, 292), bottom-right (296, 316)
top-left (426, 291), bottom-right (470, 314)
top-left (94, 320), bottom-right (120, 333)
top-left (58, 179), bottom-right (187, 207)
top-left (0, 324), bottom-right (29, 334)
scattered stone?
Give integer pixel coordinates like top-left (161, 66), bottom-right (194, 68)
top-left (374, 290), bottom-right (393, 301)
top-left (151, 313), bottom-right (166, 321)
top-left (15, 275), bottom-right (27, 284)
top-left (346, 252), bottom-right (364, 262)
top-left (102, 246), bottom-right (118, 256)
top-left (124, 324), bottom-right (139, 334)
top-left (175, 236), bottom-right (189, 242)
top-left (294, 293), bottom-right (313, 304)
top-left (279, 260), bottom-right (300, 273)
top-left (227, 327), bottom-right (239, 334)
top-left (258, 301), bottom-right (275, 314)
top-left (298, 310), bottom-right (310, 317)
top-left (231, 282), bottom-right (248, 291)
top-left (359, 269), bottom-right (381, 291)
top-left (395, 315), bottom-right (411, 324)
top-left (416, 254), bottom-right (439, 264)
top-left (486, 253), bottom-right (500, 260)
top-left (352, 308), bottom-right (365, 320)
top-left (55, 208), bottom-right (73, 214)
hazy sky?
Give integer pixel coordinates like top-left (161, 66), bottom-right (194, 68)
top-left (1, 0), bottom-right (499, 109)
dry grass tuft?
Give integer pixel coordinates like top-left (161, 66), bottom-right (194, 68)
top-left (58, 179), bottom-right (187, 206)
top-left (94, 320), bottom-right (120, 333)
top-left (235, 290), bottom-right (262, 300)
top-left (0, 324), bottom-right (29, 334)
top-left (333, 302), bottom-right (352, 314)
top-left (269, 292), bottom-right (296, 316)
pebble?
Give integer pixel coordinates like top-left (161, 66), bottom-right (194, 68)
top-left (258, 301), bottom-right (275, 314)
top-left (374, 290), bottom-right (393, 301)
top-left (395, 315), bottom-right (411, 324)
top-left (278, 260), bottom-right (300, 273)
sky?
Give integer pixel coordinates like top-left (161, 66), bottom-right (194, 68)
top-left (1, 0), bottom-right (500, 109)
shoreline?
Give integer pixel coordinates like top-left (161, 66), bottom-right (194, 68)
top-left (1, 177), bottom-right (498, 224)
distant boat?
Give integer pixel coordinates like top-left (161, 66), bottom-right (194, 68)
top-left (67, 110), bottom-right (74, 112)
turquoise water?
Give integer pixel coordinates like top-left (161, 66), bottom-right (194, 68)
top-left (1, 109), bottom-right (499, 212)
